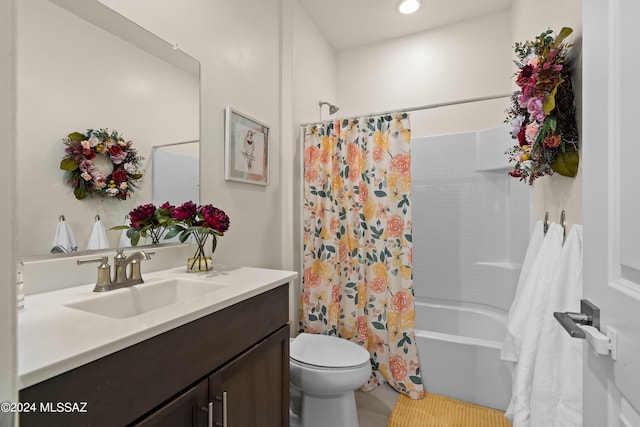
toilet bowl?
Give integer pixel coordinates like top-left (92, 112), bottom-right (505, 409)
top-left (289, 333), bottom-right (371, 427)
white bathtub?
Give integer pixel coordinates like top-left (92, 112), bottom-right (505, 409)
top-left (414, 299), bottom-right (512, 410)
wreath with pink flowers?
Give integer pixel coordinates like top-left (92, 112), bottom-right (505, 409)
top-left (59, 128), bottom-right (144, 200)
top-left (505, 28), bottom-right (579, 184)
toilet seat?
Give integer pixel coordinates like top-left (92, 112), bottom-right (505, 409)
top-left (290, 333), bottom-right (370, 369)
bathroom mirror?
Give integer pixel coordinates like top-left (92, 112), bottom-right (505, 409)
top-left (17, 0), bottom-right (200, 257)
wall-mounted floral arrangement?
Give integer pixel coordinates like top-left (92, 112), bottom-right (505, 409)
top-left (59, 128), bottom-right (144, 200)
top-left (505, 27), bottom-right (579, 184)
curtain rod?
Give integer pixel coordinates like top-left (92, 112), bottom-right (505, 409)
top-left (300, 93), bottom-right (512, 127)
top-left (152, 139), bottom-right (200, 149)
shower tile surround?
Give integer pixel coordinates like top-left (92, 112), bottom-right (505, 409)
top-left (411, 125), bottom-right (531, 312)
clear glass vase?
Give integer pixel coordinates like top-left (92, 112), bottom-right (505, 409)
top-left (187, 232), bottom-right (214, 272)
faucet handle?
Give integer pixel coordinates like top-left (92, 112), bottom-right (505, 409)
top-left (129, 251), bottom-right (154, 282)
top-left (114, 248), bottom-right (126, 260)
top-left (77, 257), bottom-right (112, 292)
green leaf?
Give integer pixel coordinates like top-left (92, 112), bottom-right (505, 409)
top-left (551, 27), bottom-right (573, 48)
top-left (409, 376), bottom-right (422, 385)
top-left (211, 235), bottom-right (218, 255)
top-left (129, 173), bottom-right (143, 180)
top-left (179, 231), bottom-right (191, 243)
top-left (551, 149), bottom-right (579, 177)
top-left (372, 322), bottom-right (386, 330)
top-left (73, 187), bottom-right (87, 199)
top-left (163, 226), bottom-right (181, 240)
top-left (109, 225), bottom-right (129, 231)
top-left (543, 82), bottom-right (561, 115)
top-left (67, 132), bottom-right (85, 142)
top-left (127, 229), bottom-right (141, 246)
top-left (374, 190), bottom-right (387, 197)
top-left (60, 158), bottom-right (78, 171)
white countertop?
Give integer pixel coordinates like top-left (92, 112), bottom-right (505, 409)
top-left (18, 265), bottom-right (297, 389)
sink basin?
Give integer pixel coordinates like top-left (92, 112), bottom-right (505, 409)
top-left (65, 278), bottom-right (227, 319)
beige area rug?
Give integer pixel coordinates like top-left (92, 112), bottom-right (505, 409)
top-left (387, 393), bottom-right (512, 427)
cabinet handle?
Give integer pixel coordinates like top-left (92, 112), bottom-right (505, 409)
top-left (222, 391), bottom-right (228, 427)
top-left (200, 402), bottom-right (213, 427)
top-left (214, 392), bottom-right (228, 427)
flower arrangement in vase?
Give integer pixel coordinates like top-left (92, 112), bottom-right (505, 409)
top-left (111, 202), bottom-right (174, 245)
top-left (165, 201), bottom-right (231, 272)
top-left (505, 27), bottom-right (579, 184)
top-left (113, 201), bottom-right (230, 272)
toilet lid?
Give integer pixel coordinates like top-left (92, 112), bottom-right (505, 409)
top-left (290, 333), bottom-right (370, 368)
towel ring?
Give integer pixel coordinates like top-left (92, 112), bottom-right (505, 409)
top-left (59, 215), bottom-right (65, 222)
top-left (95, 214), bottom-right (101, 222)
top-left (560, 210), bottom-right (567, 243)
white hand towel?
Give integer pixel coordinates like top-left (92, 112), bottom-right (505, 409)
top-left (502, 221), bottom-right (546, 369)
top-left (118, 217), bottom-right (132, 248)
top-left (87, 219), bottom-right (110, 250)
top-left (51, 220), bottom-right (77, 252)
top-left (505, 223), bottom-right (564, 426)
top-left (529, 225), bottom-right (583, 427)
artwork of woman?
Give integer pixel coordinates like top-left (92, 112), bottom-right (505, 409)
top-left (243, 130), bottom-right (256, 169)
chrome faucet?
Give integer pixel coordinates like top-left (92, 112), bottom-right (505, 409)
top-left (77, 249), bottom-right (153, 292)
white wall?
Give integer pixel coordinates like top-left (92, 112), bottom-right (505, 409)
top-left (289, 0), bottom-right (337, 331)
top-left (511, 0), bottom-right (583, 229)
top-left (17, 0), bottom-right (199, 257)
top-left (0, 0), bottom-right (17, 422)
top-left (336, 11), bottom-right (513, 137)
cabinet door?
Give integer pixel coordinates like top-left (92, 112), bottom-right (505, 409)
top-left (209, 325), bottom-right (290, 427)
top-left (132, 380), bottom-right (208, 427)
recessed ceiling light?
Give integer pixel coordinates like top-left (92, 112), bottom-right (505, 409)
top-left (397, 0), bottom-right (420, 14)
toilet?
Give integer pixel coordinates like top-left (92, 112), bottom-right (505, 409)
top-left (289, 333), bottom-right (372, 427)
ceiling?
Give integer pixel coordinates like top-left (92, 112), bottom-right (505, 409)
top-left (298, 0), bottom-right (513, 51)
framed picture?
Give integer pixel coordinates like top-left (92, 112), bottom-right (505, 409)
top-left (224, 107), bottom-right (270, 185)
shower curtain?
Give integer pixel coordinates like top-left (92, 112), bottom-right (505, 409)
top-left (300, 114), bottom-right (424, 399)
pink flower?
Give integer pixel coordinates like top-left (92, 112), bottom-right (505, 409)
top-left (201, 204), bottom-right (230, 233)
top-left (129, 203), bottom-right (156, 227)
top-left (389, 356), bottom-right (408, 381)
top-left (81, 172), bottom-right (92, 181)
top-left (79, 159), bottom-right (93, 173)
top-left (108, 145), bottom-right (127, 164)
top-left (511, 115), bottom-right (525, 137)
top-left (527, 97), bottom-right (546, 122)
top-left (171, 201), bottom-right (197, 221)
top-left (544, 133), bottom-right (562, 148)
top-left (525, 122), bottom-right (540, 144)
top-left (111, 169), bottom-right (127, 182)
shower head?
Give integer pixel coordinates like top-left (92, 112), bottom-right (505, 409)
top-left (319, 100), bottom-right (340, 115)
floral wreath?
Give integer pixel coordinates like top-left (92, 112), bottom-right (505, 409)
top-left (505, 27), bottom-right (579, 184)
top-left (59, 128), bottom-right (144, 200)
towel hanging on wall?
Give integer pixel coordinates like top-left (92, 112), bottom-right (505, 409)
top-left (529, 225), bottom-right (583, 426)
top-left (118, 215), bottom-right (132, 248)
top-left (86, 215), bottom-right (110, 250)
top-left (504, 223), bottom-right (564, 424)
top-left (51, 215), bottom-right (77, 253)
top-left (501, 220), bottom-right (547, 370)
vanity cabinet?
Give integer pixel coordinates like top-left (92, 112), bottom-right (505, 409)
top-left (19, 284), bottom-right (290, 427)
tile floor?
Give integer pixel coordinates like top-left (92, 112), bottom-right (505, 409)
top-left (355, 384), bottom-right (400, 426)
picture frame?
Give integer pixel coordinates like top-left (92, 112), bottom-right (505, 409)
top-left (224, 107), bottom-right (270, 185)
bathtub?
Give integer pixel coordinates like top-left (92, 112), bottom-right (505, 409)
top-left (414, 299), bottom-right (512, 410)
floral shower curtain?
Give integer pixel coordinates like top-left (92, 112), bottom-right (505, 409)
top-left (300, 114), bottom-right (424, 399)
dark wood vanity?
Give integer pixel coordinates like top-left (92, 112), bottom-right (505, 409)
top-left (19, 284), bottom-right (290, 427)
